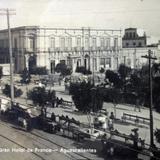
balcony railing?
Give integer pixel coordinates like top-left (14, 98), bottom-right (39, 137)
top-left (48, 45), bottom-right (122, 53)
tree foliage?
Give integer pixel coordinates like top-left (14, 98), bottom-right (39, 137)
top-left (27, 87), bottom-right (55, 107)
top-left (71, 82), bottom-right (103, 112)
top-left (101, 63), bottom-right (160, 113)
top-left (105, 70), bottom-right (122, 88)
top-left (30, 66), bottom-right (48, 75)
top-left (55, 63), bottom-right (72, 76)
top-left (2, 84), bottom-right (23, 98)
top-left (100, 67), bottom-right (105, 74)
top-left (118, 64), bottom-right (131, 81)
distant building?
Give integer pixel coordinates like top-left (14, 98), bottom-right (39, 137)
top-left (122, 28), bottom-right (147, 48)
top-left (121, 28), bottom-right (160, 69)
top-left (121, 47), bottom-right (160, 69)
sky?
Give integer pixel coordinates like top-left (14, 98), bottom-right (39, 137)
top-left (0, 0), bottom-right (160, 43)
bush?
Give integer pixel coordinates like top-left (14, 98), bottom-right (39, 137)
top-left (105, 70), bottom-right (122, 88)
top-left (55, 63), bottom-right (72, 76)
top-left (70, 81), bottom-right (103, 112)
top-left (75, 66), bottom-right (92, 75)
top-left (91, 87), bottom-right (138, 105)
top-left (30, 67), bottom-right (48, 75)
top-left (99, 88), bottom-right (122, 103)
top-left (100, 67), bottom-right (105, 74)
top-left (118, 64), bottom-right (131, 81)
top-left (2, 84), bottom-right (23, 98)
top-left (27, 87), bottom-right (55, 107)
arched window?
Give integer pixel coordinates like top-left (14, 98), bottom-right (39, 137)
top-left (138, 42), bottom-right (142, 47)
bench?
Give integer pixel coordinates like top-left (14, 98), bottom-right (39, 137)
top-left (72, 130), bottom-right (85, 141)
top-left (61, 100), bottom-right (73, 107)
top-left (110, 130), bottom-right (145, 148)
top-left (121, 113), bottom-right (150, 125)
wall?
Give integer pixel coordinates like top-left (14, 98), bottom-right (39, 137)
top-left (120, 47), bottom-right (160, 69)
top-left (0, 63), bottom-right (11, 75)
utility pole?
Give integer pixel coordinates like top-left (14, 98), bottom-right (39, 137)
top-left (133, 44), bottom-right (137, 69)
top-left (141, 49), bottom-right (157, 148)
top-left (92, 50), bottom-right (95, 85)
top-left (0, 8), bottom-right (16, 106)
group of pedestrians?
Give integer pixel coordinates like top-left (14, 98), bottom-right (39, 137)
top-left (55, 97), bottom-right (63, 108)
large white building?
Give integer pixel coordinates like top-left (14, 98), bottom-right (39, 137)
top-left (0, 26), bottom-right (159, 74)
top-left (0, 26), bottom-right (122, 73)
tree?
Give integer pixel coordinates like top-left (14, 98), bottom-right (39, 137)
top-left (105, 70), bottom-right (122, 88)
top-left (140, 63), bottom-right (160, 112)
top-left (2, 84), bottom-right (23, 98)
top-left (130, 73), bottom-right (142, 92)
top-left (91, 87), bottom-right (104, 112)
top-left (0, 66), bottom-right (3, 79)
top-left (71, 81), bottom-right (103, 112)
top-left (155, 129), bottom-right (160, 143)
top-left (152, 63), bottom-right (160, 76)
top-left (27, 87), bottom-right (56, 107)
top-left (153, 70), bottom-right (160, 113)
top-left (118, 64), bottom-right (131, 81)
top-left (55, 63), bottom-right (72, 76)
top-left (20, 68), bottom-right (31, 84)
top-left (100, 67), bottom-right (105, 74)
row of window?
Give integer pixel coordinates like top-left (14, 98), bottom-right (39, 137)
top-left (100, 57), bottom-right (132, 68)
top-left (125, 32), bottom-right (137, 39)
top-left (125, 42), bottom-right (142, 47)
top-left (0, 39), bottom-right (8, 48)
top-left (100, 58), bottom-right (111, 68)
top-left (0, 57), bottom-right (9, 63)
top-left (0, 37), bottom-right (119, 51)
top-left (49, 37), bottom-right (119, 49)
top-left (0, 38), bottom-right (18, 49)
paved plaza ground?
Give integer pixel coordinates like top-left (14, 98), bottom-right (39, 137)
top-left (52, 84), bottom-right (160, 147)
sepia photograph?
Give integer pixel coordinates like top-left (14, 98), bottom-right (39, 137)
top-left (0, 0), bottom-right (160, 159)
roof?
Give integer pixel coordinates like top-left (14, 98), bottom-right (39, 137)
top-left (0, 26), bottom-right (40, 33)
top-left (125, 28), bottom-right (137, 31)
top-left (0, 26), bottom-right (121, 33)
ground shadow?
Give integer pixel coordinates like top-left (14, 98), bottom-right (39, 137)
top-left (64, 109), bottom-right (85, 116)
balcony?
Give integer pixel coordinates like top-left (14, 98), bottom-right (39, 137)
top-left (48, 47), bottom-right (55, 52)
top-left (25, 47), bottom-right (35, 53)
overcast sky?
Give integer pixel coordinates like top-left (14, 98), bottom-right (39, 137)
top-left (0, 0), bottom-right (160, 43)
